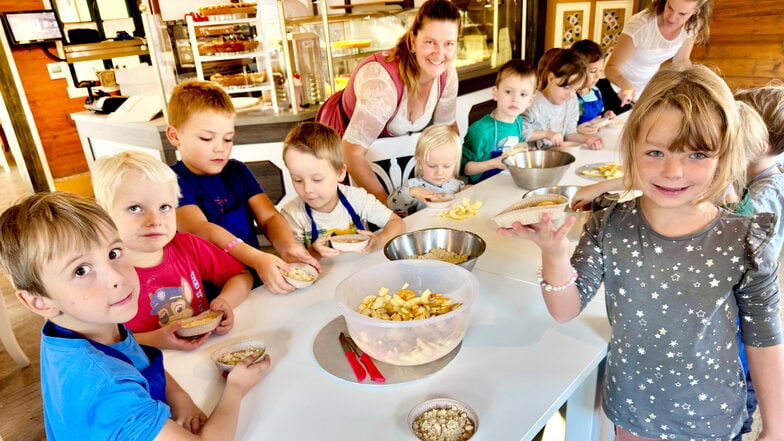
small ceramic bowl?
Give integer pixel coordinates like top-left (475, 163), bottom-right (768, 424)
top-left (174, 310), bottom-right (224, 337)
top-left (282, 262), bottom-right (319, 288)
top-left (425, 194), bottom-right (456, 209)
top-left (408, 398), bottom-right (478, 441)
top-left (210, 339), bottom-right (267, 372)
top-left (491, 194), bottom-right (569, 228)
top-left (329, 234), bottom-right (369, 252)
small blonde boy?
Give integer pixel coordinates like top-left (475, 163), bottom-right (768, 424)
top-left (389, 124), bottom-right (466, 213)
top-left (0, 192), bottom-right (269, 440)
top-left (166, 80), bottom-right (320, 295)
top-left (93, 151), bottom-right (252, 350)
top-left (461, 59), bottom-right (537, 184)
top-left (280, 122), bottom-right (406, 259)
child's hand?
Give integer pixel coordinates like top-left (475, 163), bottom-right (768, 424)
top-left (548, 132), bottom-right (565, 147)
top-left (496, 212), bottom-right (575, 256)
top-left (147, 322), bottom-right (212, 350)
top-left (577, 121), bottom-right (599, 135)
top-left (254, 252), bottom-right (296, 294)
top-left (226, 353), bottom-right (271, 396)
top-left (409, 186), bottom-right (435, 202)
top-left (168, 388), bottom-right (207, 434)
top-left (584, 135), bottom-right (604, 150)
top-left (311, 235), bottom-right (341, 258)
top-left (209, 299), bottom-right (234, 335)
top-left (603, 110), bottom-right (616, 119)
top-left (279, 242), bottom-right (322, 273)
top-left (356, 230), bottom-right (377, 254)
top-left (491, 155), bottom-right (507, 170)
top-left (571, 185), bottom-right (602, 210)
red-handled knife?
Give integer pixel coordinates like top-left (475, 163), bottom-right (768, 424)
top-left (342, 333), bottom-right (386, 383)
top-left (338, 332), bottom-right (367, 382)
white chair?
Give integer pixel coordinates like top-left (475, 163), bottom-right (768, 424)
top-left (455, 87), bottom-right (494, 139)
top-left (0, 289), bottom-right (30, 367)
top-left (355, 132), bottom-right (420, 195)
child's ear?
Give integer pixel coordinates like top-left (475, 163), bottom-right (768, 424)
top-left (165, 125), bottom-right (181, 148)
top-left (15, 290), bottom-right (62, 319)
top-left (491, 85), bottom-right (499, 101)
top-left (546, 72), bottom-right (556, 87)
top-left (337, 164), bottom-right (348, 182)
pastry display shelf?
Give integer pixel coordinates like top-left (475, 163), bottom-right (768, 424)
top-left (196, 49), bottom-right (272, 63)
top-left (222, 84), bottom-right (274, 94)
top-left (187, 15), bottom-right (279, 112)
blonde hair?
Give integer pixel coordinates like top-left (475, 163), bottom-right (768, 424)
top-left (414, 125), bottom-right (461, 178)
top-left (92, 151), bottom-right (180, 212)
top-left (0, 192), bottom-right (118, 297)
top-left (388, 0), bottom-right (461, 97)
top-left (735, 101), bottom-right (769, 169)
top-left (734, 84), bottom-right (784, 156)
top-left (282, 122), bottom-right (345, 173)
top-left (619, 65), bottom-right (745, 205)
top-left (167, 80), bottom-right (235, 128)
top-left (648, 0), bottom-right (712, 44)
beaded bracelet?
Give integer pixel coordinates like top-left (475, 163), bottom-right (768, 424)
top-left (536, 266), bottom-right (578, 292)
top-left (224, 238), bottom-right (243, 253)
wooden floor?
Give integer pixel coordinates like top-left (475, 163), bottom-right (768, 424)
top-left (0, 155), bottom-right (771, 440)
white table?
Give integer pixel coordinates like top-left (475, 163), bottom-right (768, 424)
top-left (162, 121), bottom-right (628, 440)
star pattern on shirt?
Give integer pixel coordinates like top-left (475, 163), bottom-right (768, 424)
top-left (581, 204), bottom-right (780, 439)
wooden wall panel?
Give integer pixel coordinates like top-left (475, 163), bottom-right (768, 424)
top-left (692, 0), bottom-right (784, 91)
top-left (1, 2), bottom-right (89, 178)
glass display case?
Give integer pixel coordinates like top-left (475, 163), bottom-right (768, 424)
top-left (186, 9), bottom-right (280, 112)
top-left (162, 0), bottom-right (524, 116)
top-left (275, 0), bottom-right (523, 114)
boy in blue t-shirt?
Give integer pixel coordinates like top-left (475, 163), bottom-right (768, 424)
top-left (166, 80), bottom-right (320, 294)
top-left (0, 192), bottom-right (269, 440)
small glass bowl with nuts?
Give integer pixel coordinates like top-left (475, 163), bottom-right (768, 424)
top-left (408, 398), bottom-right (478, 441)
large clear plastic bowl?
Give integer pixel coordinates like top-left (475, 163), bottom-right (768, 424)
top-left (334, 260), bottom-right (478, 366)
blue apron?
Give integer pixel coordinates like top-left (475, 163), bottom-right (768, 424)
top-left (480, 115), bottom-right (524, 181)
top-left (44, 322), bottom-right (167, 402)
top-left (578, 90), bottom-right (605, 124)
top-left (305, 188), bottom-right (364, 246)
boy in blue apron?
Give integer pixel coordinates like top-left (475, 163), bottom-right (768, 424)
top-left (0, 192), bottom-right (270, 440)
top-left (280, 122), bottom-right (406, 259)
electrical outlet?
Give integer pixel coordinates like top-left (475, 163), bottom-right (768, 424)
top-left (46, 62), bottom-right (66, 80)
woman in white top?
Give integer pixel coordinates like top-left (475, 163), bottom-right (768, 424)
top-left (605, 0), bottom-right (712, 107)
top-left (336, 0), bottom-right (461, 203)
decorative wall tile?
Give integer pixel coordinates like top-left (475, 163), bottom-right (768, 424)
top-left (554, 2), bottom-right (591, 48)
top-left (594, 0), bottom-right (634, 56)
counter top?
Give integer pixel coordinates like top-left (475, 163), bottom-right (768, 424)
top-left (161, 120), bottom-right (629, 440)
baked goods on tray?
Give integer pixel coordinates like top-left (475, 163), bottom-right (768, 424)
top-left (198, 39), bottom-right (259, 55)
top-left (210, 71), bottom-right (266, 87)
top-left (198, 2), bottom-right (257, 16)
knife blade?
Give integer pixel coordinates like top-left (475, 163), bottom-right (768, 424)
top-left (338, 332), bottom-right (367, 382)
top-left (342, 333), bottom-right (386, 383)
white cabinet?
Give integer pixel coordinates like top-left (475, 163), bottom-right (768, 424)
top-left (187, 14), bottom-right (280, 112)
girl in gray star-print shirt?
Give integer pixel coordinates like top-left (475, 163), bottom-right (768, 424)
top-left (500, 65), bottom-right (784, 441)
